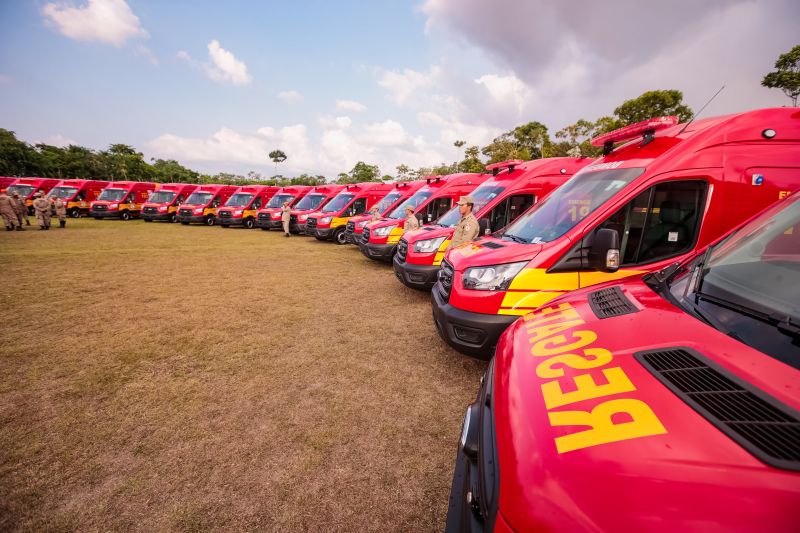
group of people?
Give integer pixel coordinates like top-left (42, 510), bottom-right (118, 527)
top-left (0, 189), bottom-right (68, 231)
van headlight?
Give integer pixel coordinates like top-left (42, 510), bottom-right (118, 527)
top-left (462, 261), bottom-right (527, 291)
top-left (319, 216), bottom-right (332, 225)
top-left (109, 203), bottom-right (118, 209)
top-left (234, 210), bottom-right (243, 215)
top-left (299, 214), bottom-right (308, 221)
top-left (414, 236), bottom-right (446, 253)
top-left (357, 220), bottom-right (368, 228)
top-left (373, 224), bottom-right (396, 237)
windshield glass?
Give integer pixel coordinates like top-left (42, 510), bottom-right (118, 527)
top-left (7, 185), bottom-right (35, 198)
top-left (266, 194), bottom-right (294, 208)
top-left (97, 188), bottom-right (128, 202)
top-left (185, 192), bottom-right (213, 205)
top-left (294, 193), bottom-right (326, 210)
top-left (49, 186), bottom-right (78, 199)
top-left (322, 193), bottom-right (355, 213)
top-left (226, 193), bottom-right (254, 207)
top-left (389, 189), bottom-right (433, 219)
top-left (147, 191), bottom-right (176, 203)
top-left (502, 167), bottom-right (644, 243)
top-left (373, 192), bottom-right (402, 214)
top-left (436, 185), bottom-right (506, 227)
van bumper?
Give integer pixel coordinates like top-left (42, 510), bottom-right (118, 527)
top-left (219, 218), bottom-right (244, 227)
top-left (393, 257), bottom-right (439, 290)
top-left (360, 242), bottom-right (396, 262)
top-left (257, 219), bottom-right (282, 229)
top-left (141, 213), bottom-right (172, 222)
top-left (312, 228), bottom-right (333, 239)
top-left (431, 285), bottom-right (516, 360)
top-left (177, 215), bottom-right (207, 224)
top-left (90, 210), bottom-right (120, 219)
top-left (290, 222), bottom-right (306, 234)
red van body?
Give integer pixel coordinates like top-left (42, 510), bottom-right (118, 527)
top-left (359, 173), bottom-right (491, 262)
top-left (256, 186), bottom-right (313, 230)
top-left (90, 181), bottom-right (157, 220)
top-left (176, 184), bottom-right (238, 226)
top-left (432, 108), bottom-right (800, 358)
top-left (344, 180), bottom-right (427, 244)
top-left (47, 179), bottom-right (110, 218)
top-left (0, 177), bottom-right (18, 188)
top-left (7, 177), bottom-right (60, 213)
top-left (306, 182), bottom-right (396, 244)
top-left (141, 183), bottom-right (200, 223)
top-left (288, 184), bottom-right (346, 234)
top-left (447, 192), bottom-right (800, 532)
top-left (217, 185), bottom-right (279, 228)
top-left (395, 159), bottom-right (591, 289)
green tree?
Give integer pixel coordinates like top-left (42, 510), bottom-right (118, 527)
top-left (511, 121), bottom-right (550, 159)
top-left (613, 89), bottom-right (693, 125)
top-left (150, 158), bottom-right (199, 183)
top-left (337, 161), bottom-right (380, 183)
top-left (459, 145), bottom-right (485, 173)
top-left (268, 149), bottom-right (287, 175)
top-left (762, 44), bottom-right (800, 106)
top-left (101, 144), bottom-right (153, 182)
top-left (0, 128), bottom-right (36, 175)
top-left (481, 137), bottom-right (529, 164)
top-left (395, 164), bottom-right (411, 181)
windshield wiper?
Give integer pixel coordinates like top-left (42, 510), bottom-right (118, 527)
top-left (645, 261), bottom-right (683, 291)
top-left (694, 291), bottom-right (800, 339)
top-left (503, 233), bottom-right (528, 244)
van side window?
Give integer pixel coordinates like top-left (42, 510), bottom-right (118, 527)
top-left (77, 191), bottom-right (86, 200)
top-left (349, 198), bottom-right (367, 216)
top-left (252, 197), bottom-right (262, 209)
top-left (428, 198), bottom-right (451, 222)
top-left (508, 194), bottom-right (535, 225)
top-left (211, 196), bottom-right (221, 208)
top-left (176, 194), bottom-right (185, 204)
top-left (596, 180), bottom-right (707, 266)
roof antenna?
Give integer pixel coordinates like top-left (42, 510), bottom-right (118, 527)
top-left (679, 85), bottom-right (725, 134)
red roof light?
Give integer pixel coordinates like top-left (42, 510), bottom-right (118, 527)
top-left (485, 159), bottom-right (524, 172)
top-left (590, 116), bottom-right (679, 147)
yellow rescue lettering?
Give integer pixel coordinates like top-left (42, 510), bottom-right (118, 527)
top-left (548, 399), bottom-right (667, 453)
top-left (541, 366), bottom-right (635, 409)
top-left (522, 303), bottom-right (580, 326)
top-left (525, 320), bottom-right (585, 346)
top-left (535, 348), bottom-right (613, 379)
top-left (531, 330), bottom-right (597, 357)
top-left (779, 190), bottom-right (790, 200)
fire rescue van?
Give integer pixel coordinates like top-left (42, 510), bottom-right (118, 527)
top-left (256, 186), bottom-right (313, 230)
top-left (141, 183), bottom-right (199, 222)
top-left (432, 108), bottom-right (800, 358)
top-left (90, 181), bottom-right (156, 220)
top-left (288, 184), bottom-right (345, 234)
top-left (344, 180), bottom-right (427, 244)
top-left (360, 173), bottom-right (491, 262)
top-left (306, 182), bottom-right (395, 244)
top-left (47, 179), bottom-right (109, 218)
top-left (446, 191), bottom-right (800, 532)
top-left (217, 185), bottom-right (279, 228)
top-left (176, 185), bottom-right (238, 226)
top-left (395, 159), bottom-right (591, 289)
top-left (7, 178), bottom-right (59, 213)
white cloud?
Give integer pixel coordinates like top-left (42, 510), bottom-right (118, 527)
top-left (37, 134), bottom-right (77, 147)
top-left (378, 66), bottom-right (441, 105)
top-left (134, 44), bottom-right (158, 65)
top-left (205, 40), bottom-right (252, 86)
top-left (278, 90), bottom-right (304, 104)
top-left (41, 0), bottom-right (148, 46)
top-left (335, 99), bottom-right (367, 113)
top-left (318, 115), bottom-right (353, 129)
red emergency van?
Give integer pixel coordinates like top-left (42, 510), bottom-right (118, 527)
top-left (446, 192), bottom-right (800, 532)
top-left (256, 186), bottom-right (313, 230)
top-left (306, 182), bottom-right (395, 244)
top-left (176, 184), bottom-right (238, 226)
top-left (395, 159), bottom-right (591, 289)
top-left (359, 173), bottom-right (490, 262)
top-left (344, 180), bottom-right (426, 244)
top-left (7, 178), bottom-right (59, 213)
top-left (217, 185), bottom-right (279, 228)
top-left (0, 177), bottom-right (18, 188)
top-left (431, 108), bottom-right (800, 358)
top-left (90, 181), bottom-right (156, 220)
top-left (141, 183), bottom-right (199, 222)
top-left (46, 179), bottom-right (109, 218)
top-left (288, 184), bottom-right (345, 234)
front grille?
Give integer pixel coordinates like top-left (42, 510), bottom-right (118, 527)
top-left (93, 204), bottom-right (108, 212)
top-left (258, 212), bottom-right (269, 221)
top-left (397, 238), bottom-right (408, 262)
top-left (307, 218), bottom-right (318, 230)
top-left (346, 220), bottom-right (355, 232)
top-left (361, 227), bottom-right (371, 244)
top-left (438, 259), bottom-right (454, 301)
top-left (143, 206), bottom-right (157, 215)
top-left (636, 347), bottom-right (800, 471)
top-left (179, 208), bottom-right (193, 217)
top-left (588, 286), bottom-right (639, 319)
top-left (219, 211), bottom-right (232, 219)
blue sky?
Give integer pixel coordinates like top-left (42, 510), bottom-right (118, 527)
top-left (1, 0), bottom-right (798, 177)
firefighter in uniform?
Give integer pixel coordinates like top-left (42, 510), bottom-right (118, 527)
top-left (448, 196), bottom-right (480, 249)
top-left (369, 206), bottom-right (381, 222)
top-left (53, 196), bottom-right (67, 228)
top-left (281, 201), bottom-right (291, 237)
top-left (0, 188), bottom-right (20, 231)
top-left (33, 192), bottom-right (52, 230)
top-left (12, 191), bottom-right (30, 227)
top-left (404, 205), bottom-right (420, 231)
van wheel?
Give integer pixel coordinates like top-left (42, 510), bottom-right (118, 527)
top-left (170, 213), bottom-right (178, 223)
top-left (205, 215), bottom-right (215, 226)
top-left (69, 208), bottom-right (81, 218)
top-left (120, 211), bottom-right (131, 221)
top-left (180, 221), bottom-right (189, 225)
top-left (334, 228), bottom-right (347, 245)
top-left (244, 218), bottom-right (255, 229)
top-left (143, 218), bottom-right (153, 222)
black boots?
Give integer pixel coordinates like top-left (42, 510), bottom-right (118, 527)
top-left (5, 227), bottom-right (11, 231)
top-left (60, 220), bottom-right (66, 228)
top-left (15, 226), bottom-right (23, 231)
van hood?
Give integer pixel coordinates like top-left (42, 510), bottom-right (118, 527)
top-left (493, 278), bottom-right (800, 532)
top-left (402, 225), bottom-right (452, 242)
top-left (445, 237), bottom-right (543, 269)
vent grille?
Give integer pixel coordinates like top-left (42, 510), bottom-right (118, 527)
top-left (92, 204), bottom-right (108, 212)
top-left (397, 239), bottom-right (408, 262)
top-left (142, 207), bottom-right (157, 215)
top-left (219, 210), bottom-right (232, 218)
top-left (636, 347), bottom-right (800, 471)
top-left (481, 241), bottom-right (504, 249)
top-left (438, 259), bottom-right (454, 301)
top-left (588, 286), bottom-right (639, 319)
top-left (361, 227), bottom-right (371, 244)
top-left (179, 208), bottom-right (192, 217)
top-left (306, 218), bottom-right (317, 230)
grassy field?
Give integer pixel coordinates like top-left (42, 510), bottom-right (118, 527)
top-left (0, 218), bottom-right (486, 532)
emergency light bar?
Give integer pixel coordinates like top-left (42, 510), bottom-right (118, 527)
top-left (591, 116), bottom-right (679, 155)
top-left (486, 159), bottom-right (524, 176)
top-left (426, 177), bottom-right (442, 184)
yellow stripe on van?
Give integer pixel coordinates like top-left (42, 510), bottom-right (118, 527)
top-left (387, 226), bottom-right (405, 244)
top-left (499, 291), bottom-right (565, 313)
top-left (508, 269), bottom-right (580, 291)
top-left (332, 216), bottom-right (349, 228)
top-left (432, 239), bottom-right (452, 266)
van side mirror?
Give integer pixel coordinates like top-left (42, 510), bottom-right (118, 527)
top-left (588, 228), bottom-right (620, 273)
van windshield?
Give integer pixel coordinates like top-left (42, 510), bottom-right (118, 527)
top-left (148, 191), bottom-right (176, 203)
top-left (322, 193), bottom-right (355, 213)
top-left (8, 185), bottom-right (35, 198)
top-left (266, 194), bottom-right (294, 208)
top-left (436, 185), bottom-right (506, 227)
top-left (185, 192), bottom-right (213, 205)
top-left (226, 193), bottom-right (254, 207)
top-left (294, 193), bottom-right (326, 210)
top-left (502, 168), bottom-right (644, 244)
top-left (97, 188), bottom-right (128, 202)
top-left (49, 187), bottom-right (78, 199)
top-left (374, 192), bottom-right (402, 214)
top-left (389, 190), bottom-right (432, 219)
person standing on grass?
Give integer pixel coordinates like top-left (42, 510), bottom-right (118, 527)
top-left (404, 205), bottom-right (420, 231)
top-left (281, 200), bottom-right (291, 237)
top-left (448, 195), bottom-right (480, 249)
top-left (0, 188), bottom-right (21, 231)
top-left (53, 196), bottom-right (67, 228)
top-left (33, 192), bottom-right (51, 230)
top-left (12, 191), bottom-right (30, 227)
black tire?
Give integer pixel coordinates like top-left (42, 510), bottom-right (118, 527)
top-left (334, 228), bottom-right (347, 245)
top-left (205, 215), bottom-right (215, 226)
top-left (170, 213), bottom-right (178, 223)
top-left (120, 211), bottom-right (131, 221)
top-left (181, 221), bottom-right (189, 225)
top-left (69, 208), bottom-right (81, 218)
top-left (243, 218), bottom-right (255, 229)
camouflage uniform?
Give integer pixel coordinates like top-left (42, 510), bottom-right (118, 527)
top-left (54, 198), bottom-right (67, 228)
top-left (0, 191), bottom-right (19, 230)
top-left (449, 210), bottom-right (480, 249)
top-left (33, 195), bottom-right (51, 230)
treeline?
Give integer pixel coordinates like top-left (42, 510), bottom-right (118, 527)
top-left (0, 89), bottom-right (693, 186)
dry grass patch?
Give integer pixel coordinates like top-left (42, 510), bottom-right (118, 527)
top-left (0, 218), bottom-right (486, 531)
